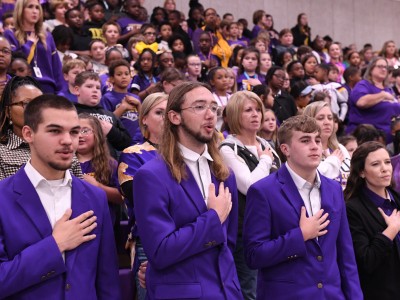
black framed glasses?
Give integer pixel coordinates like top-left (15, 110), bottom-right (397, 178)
top-left (0, 48), bottom-right (11, 55)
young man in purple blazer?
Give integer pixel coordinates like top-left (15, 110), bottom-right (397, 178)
top-left (243, 115), bottom-right (363, 300)
top-left (133, 81), bottom-right (243, 299)
top-left (0, 95), bottom-right (120, 299)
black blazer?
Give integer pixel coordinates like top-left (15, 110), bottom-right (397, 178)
top-left (346, 188), bottom-right (400, 300)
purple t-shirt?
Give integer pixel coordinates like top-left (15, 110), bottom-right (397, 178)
top-left (80, 159), bottom-right (119, 226)
top-left (237, 72), bottom-right (266, 91)
top-left (130, 74), bottom-right (159, 95)
top-left (100, 90), bottom-right (141, 143)
top-left (58, 88), bottom-right (78, 103)
top-left (227, 39), bottom-right (247, 47)
top-left (116, 17), bottom-right (143, 35)
top-left (347, 79), bottom-right (400, 142)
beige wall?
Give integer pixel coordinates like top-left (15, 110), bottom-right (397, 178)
top-left (144, 0), bottom-right (400, 51)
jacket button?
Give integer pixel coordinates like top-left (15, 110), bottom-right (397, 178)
top-left (66, 283), bottom-right (71, 290)
top-left (317, 283), bottom-right (323, 289)
top-left (317, 255), bottom-right (323, 261)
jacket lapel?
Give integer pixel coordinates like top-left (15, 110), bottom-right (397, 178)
top-left (278, 165), bottom-right (322, 247)
top-left (180, 166), bottom-right (208, 214)
top-left (14, 168), bottom-right (53, 238)
top-left (318, 176), bottom-right (334, 245)
top-left (360, 189), bottom-right (387, 228)
top-left (278, 165), bottom-right (305, 219)
top-left (65, 178), bottom-right (91, 271)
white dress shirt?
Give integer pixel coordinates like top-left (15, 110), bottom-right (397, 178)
top-left (286, 162), bottom-right (321, 217)
top-left (24, 161), bottom-right (72, 260)
top-left (179, 143), bottom-right (213, 204)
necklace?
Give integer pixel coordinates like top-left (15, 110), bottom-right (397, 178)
top-left (145, 138), bottom-right (158, 149)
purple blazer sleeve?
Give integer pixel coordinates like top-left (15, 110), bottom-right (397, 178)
top-left (94, 186), bottom-right (121, 299)
top-left (225, 171), bottom-right (239, 253)
top-left (0, 234), bottom-right (66, 298)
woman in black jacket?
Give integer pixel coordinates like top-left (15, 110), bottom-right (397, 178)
top-left (344, 141), bottom-right (400, 300)
top-left (291, 13), bottom-right (311, 47)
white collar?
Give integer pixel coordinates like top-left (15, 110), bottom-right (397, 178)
top-left (178, 143), bottom-right (213, 162)
top-left (286, 162), bottom-right (321, 190)
top-left (24, 160), bottom-right (73, 188)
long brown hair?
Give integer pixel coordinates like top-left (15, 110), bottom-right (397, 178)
top-left (78, 113), bottom-right (114, 185)
top-left (14, 0), bottom-right (47, 48)
top-left (159, 81), bottom-right (229, 182)
top-left (344, 141), bottom-right (388, 201)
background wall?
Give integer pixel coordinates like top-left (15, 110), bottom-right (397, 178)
top-left (144, 0), bottom-right (400, 51)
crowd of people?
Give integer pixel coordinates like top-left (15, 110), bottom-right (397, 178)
top-left (1, 0), bottom-right (400, 299)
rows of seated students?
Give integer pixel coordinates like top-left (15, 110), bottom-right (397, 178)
top-left (2, 0), bottom-right (400, 298)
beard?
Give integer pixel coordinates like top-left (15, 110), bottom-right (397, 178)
top-left (48, 161), bottom-right (73, 172)
top-left (180, 117), bottom-right (214, 144)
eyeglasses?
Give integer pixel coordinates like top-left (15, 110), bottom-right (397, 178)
top-left (80, 128), bottom-right (94, 136)
top-left (188, 63), bottom-right (201, 67)
top-left (180, 103), bottom-right (222, 117)
top-left (0, 48), bottom-right (11, 55)
top-left (168, 81), bottom-right (179, 87)
top-left (273, 74), bottom-right (286, 80)
top-left (9, 100), bottom-right (30, 109)
top-left (375, 65), bottom-right (389, 70)
top-left (144, 32), bottom-right (156, 36)
top-left (205, 12), bottom-right (216, 17)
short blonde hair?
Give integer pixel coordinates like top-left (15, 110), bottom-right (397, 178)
top-left (139, 92), bottom-right (168, 139)
top-left (49, 0), bottom-right (67, 11)
top-left (62, 58), bottom-right (86, 74)
top-left (226, 91), bottom-right (264, 134)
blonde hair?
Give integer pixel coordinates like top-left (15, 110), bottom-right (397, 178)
top-left (159, 81), bottom-right (229, 182)
top-left (226, 91), bottom-right (264, 134)
top-left (62, 58), bottom-right (86, 74)
top-left (258, 109), bottom-right (277, 143)
top-left (14, 0), bottom-right (46, 48)
top-left (303, 101), bottom-right (339, 150)
top-left (226, 68), bottom-right (237, 93)
top-left (78, 113), bottom-right (114, 185)
top-left (139, 92), bottom-right (168, 139)
top-left (49, 0), bottom-right (66, 12)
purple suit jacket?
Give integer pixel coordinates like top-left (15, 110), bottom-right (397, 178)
top-left (0, 168), bottom-right (121, 300)
top-left (133, 157), bottom-right (243, 299)
top-left (243, 164), bottom-right (363, 300)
